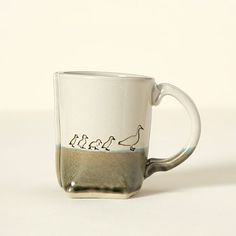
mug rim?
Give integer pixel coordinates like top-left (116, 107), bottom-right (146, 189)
top-left (55, 71), bottom-right (154, 81)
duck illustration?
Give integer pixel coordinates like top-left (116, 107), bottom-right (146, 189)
top-left (101, 136), bottom-right (115, 151)
top-left (77, 134), bottom-right (88, 149)
top-left (88, 139), bottom-right (102, 150)
top-left (69, 134), bottom-right (79, 148)
top-left (118, 125), bottom-right (144, 151)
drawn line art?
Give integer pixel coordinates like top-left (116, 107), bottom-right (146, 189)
top-left (69, 134), bottom-right (79, 148)
top-left (101, 136), bottom-right (115, 151)
top-left (118, 125), bottom-right (144, 151)
top-left (77, 134), bottom-right (88, 149)
top-left (88, 139), bottom-right (102, 150)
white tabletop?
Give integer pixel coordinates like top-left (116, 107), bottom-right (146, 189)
top-left (0, 109), bottom-right (235, 236)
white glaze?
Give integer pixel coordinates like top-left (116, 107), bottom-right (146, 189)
top-left (54, 72), bottom-right (155, 155)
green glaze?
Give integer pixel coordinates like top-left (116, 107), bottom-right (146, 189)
top-left (57, 147), bottom-right (146, 195)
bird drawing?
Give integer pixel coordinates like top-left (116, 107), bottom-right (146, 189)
top-left (118, 125), bottom-right (144, 151)
top-left (77, 134), bottom-right (88, 149)
top-left (69, 134), bottom-right (79, 148)
top-left (88, 139), bottom-right (102, 150)
top-left (101, 136), bottom-right (115, 151)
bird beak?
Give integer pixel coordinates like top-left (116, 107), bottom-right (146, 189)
top-left (141, 127), bottom-right (144, 130)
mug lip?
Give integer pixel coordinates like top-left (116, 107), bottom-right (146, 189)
top-left (55, 71), bottom-right (154, 81)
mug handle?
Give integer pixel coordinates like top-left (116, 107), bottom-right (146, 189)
top-left (145, 83), bottom-right (201, 178)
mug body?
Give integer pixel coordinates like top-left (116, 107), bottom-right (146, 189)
top-left (54, 71), bottom-right (155, 198)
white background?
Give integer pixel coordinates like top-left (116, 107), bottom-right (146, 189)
top-left (0, 1), bottom-right (236, 235)
top-left (0, 0), bottom-right (236, 110)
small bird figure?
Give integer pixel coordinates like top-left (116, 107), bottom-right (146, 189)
top-left (118, 125), bottom-right (144, 151)
top-left (102, 136), bottom-right (115, 151)
top-left (69, 134), bottom-right (79, 148)
top-left (77, 134), bottom-right (89, 149)
top-left (88, 139), bottom-right (102, 150)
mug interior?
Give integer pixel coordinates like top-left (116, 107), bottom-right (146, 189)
top-left (56, 71), bottom-right (154, 81)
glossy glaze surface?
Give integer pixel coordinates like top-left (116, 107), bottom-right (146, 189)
top-left (57, 147), bottom-right (146, 197)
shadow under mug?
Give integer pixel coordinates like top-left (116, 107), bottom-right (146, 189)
top-left (54, 71), bottom-right (201, 198)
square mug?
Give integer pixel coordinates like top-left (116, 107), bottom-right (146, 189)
top-left (54, 71), bottom-right (201, 198)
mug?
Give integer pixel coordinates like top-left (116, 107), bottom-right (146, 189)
top-left (54, 71), bottom-right (201, 198)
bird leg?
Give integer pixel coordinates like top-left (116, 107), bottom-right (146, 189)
top-left (130, 146), bottom-right (135, 151)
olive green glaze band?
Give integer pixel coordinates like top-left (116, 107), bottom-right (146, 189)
top-left (145, 83), bottom-right (201, 178)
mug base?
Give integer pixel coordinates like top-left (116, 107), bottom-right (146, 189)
top-left (68, 190), bottom-right (139, 199)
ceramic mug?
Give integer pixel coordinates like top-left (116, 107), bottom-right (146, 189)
top-left (54, 71), bottom-right (201, 198)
